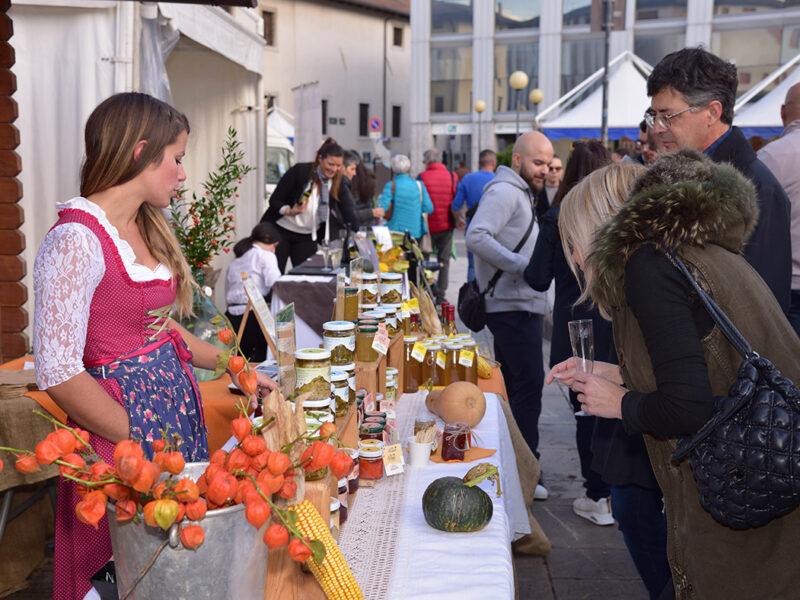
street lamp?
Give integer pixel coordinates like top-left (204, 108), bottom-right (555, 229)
top-left (509, 70), bottom-right (529, 138)
top-left (529, 88), bottom-right (544, 131)
top-left (474, 100), bottom-right (486, 157)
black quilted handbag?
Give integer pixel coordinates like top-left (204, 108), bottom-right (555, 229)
top-left (668, 251), bottom-right (800, 530)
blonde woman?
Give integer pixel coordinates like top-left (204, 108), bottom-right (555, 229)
top-left (548, 151), bottom-right (800, 598)
top-left (33, 92), bottom-right (275, 600)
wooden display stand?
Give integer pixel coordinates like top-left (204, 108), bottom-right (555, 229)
top-left (386, 332), bottom-right (404, 396)
top-left (354, 333), bottom-right (403, 399)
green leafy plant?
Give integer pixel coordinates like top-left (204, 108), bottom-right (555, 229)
top-left (170, 127), bottom-right (254, 278)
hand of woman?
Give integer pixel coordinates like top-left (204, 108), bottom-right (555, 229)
top-left (250, 371), bottom-right (278, 411)
top-left (285, 203), bottom-right (308, 217)
top-left (571, 373), bottom-right (626, 419)
top-left (372, 207), bottom-right (385, 218)
top-left (546, 358), bottom-right (624, 387)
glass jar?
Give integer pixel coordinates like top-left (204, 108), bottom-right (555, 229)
top-left (323, 321), bottom-right (356, 365)
top-left (458, 339), bottom-right (479, 384)
top-left (303, 397), bottom-right (333, 419)
top-left (329, 497), bottom-right (341, 541)
top-left (358, 442), bottom-right (384, 480)
top-left (337, 478), bottom-right (349, 525)
top-left (385, 376), bottom-right (397, 403)
top-left (414, 417), bottom-right (436, 435)
top-left (360, 273), bottom-right (379, 304)
top-left (441, 422), bottom-right (471, 461)
top-left (294, 348), bottom-right (332, 401)
top-left (442, 342), bottom-right (462, 386)
top-left (373, 394), bottom-right (384, 412)
top-left (340, 362), bottom-right (356, 404)
top-left (379, 272), bottom-right (403, 304)
top-left (359, 423), bottom-right (383, 441)
top-left (421, 343), bottom-right (442, 387)
top-left (385, 367), bottom-right (398, 388)
top-left (360, 310), bottom-right (386, 328)
top-left (343, 287), bottom-right (359, 322)
top-left (356, 327), bottom-right (379, 362)
top-left (330, 370), bottom-right (349, 417)
top-left (403, 336), bottom-right (421, 393)
top-left (359, 302), bottom-right (378, 316)
top-left (344, 447), bottom-right (359, 493)
top-left (376, 307), bottom-right (398, 337)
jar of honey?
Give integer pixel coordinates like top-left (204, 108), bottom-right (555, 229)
top-left (323, 321), bottom-right (356, 365)
top-left (441, 422), bottom-right (470, 461)
top-left (458, 339), bottom-right (479, 384)
top-left (343, 287), bottom-right (359, 322)
top-left (421, 343), bottom-right (442, 387)
top-left (385, 376), bottom-right (397, 403)
top-left (330, 370), bottom-right (349, 417)
top-left (356, 326), bottom-right (379, 362)
top-left (442, 342), bottom-right (462, 386)
top-left (360, 273), bottom-right (379, 304)
top-left (403, 336), bottom-right (421, 393)
top-left (358, 441), bottom-right (384, 480)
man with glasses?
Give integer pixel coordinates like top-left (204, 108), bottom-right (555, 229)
top-left (646, 47), bottom-right (791, 312)
top-left (536, 155), bottom-right (562, 221)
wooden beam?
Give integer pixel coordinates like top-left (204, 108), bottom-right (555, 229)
top-left (0, 148), bottom-right (20, 176)
top-left (0, 304), bottom-right (26, 331)
top-left (0, 14), bottom-right (11, 43)
top-left (1, 332), bottom-right (28, 358)
top-left (0, 202), bottom-right (22, 227)
top-left (0, 176), bottom-right (21, 201)
top-left (0, 281), bottom-right (25, 306)
top-left (0, 255), bottom-right (25, 281)
top-left (0, 229), bottom-right (23, 254)
top-left (0, 68), bottom-right (15, 95)
top-left (0, 41), bottom-right (13, 69)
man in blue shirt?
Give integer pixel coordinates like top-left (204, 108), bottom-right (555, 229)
top-left (452, 149), bottom-right (496, 281)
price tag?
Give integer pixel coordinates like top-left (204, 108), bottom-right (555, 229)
top-left (436, 351), bottom-right (446, 370)
top-left (458, 349), bottom-right (475, 367)
top-left (411, 342), bottom-right (427, 362)
top-left (382, 443), bottom-right (404, 476)
top-left (400, 302), bottom-right (411, 320)
top-left (372, 323), bottom-right (390, 355)
top-left (407, 298), bottom-right (420, 314)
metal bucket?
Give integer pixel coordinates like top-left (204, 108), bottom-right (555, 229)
top-left (107, 462), bottom-right (268, 600)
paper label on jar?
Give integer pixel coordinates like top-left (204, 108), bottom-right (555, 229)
top-left (323, 334), bottom-right (355, 353)
top-left (383, 443), bottom-right (404, 476)
top-left (332, 385), bottom-right (349, 406)
top-left (381, 398), bottom-right (396, 416)
top-left (458, 349), bottom-right (475, 367)
top-left (361, 282), bottom-right (378, 295)
top-left (436, 351), bottom-right (446, 370)
top-left (372, 323), bottom-right (390, 355)
top-left (411, 342), bottom-right (426, 362)
top-left (399, 302), bottom-right (411, 320)
top-left (348, 373), bottom-right (356, 391)
top-left (407, 297), bottom-right (420, 314)
top-left (295, 366), bottom-right (331, 399)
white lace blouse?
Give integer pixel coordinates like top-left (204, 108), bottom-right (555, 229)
top-left (33, 198), bottom-right (172, 390)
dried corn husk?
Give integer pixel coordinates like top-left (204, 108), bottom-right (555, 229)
top-left (409, 281), bottom-right (442, 335)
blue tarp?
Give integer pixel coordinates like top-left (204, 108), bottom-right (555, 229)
top-left (543, 127), bottom-right (640, 140)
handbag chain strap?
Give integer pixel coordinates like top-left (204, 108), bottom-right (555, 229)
top-left (665, 250), bottom-right (754, 360)
top-left (484, 202), bottom-right (535, 295)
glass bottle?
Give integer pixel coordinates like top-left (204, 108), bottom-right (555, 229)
top-left (457, 338), bottom-right (479, 384)
top-left (442, 342), bottom-right (462, 386)
top-left (403, 336), bottom-right (421, 393)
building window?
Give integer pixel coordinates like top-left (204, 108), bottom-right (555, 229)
top-left (322, 100), bottom-right (328, 136)
top-left (430, 45), bottom-right (473, 113)
top-left (714, 0), bottom-right (795, 16)
top-left (563, 0), bottom-right (591, 27)
top-left (561, 37), bottom-right (604, 95)
top-left (359, 103), bottom-right (369, 137)
top-left (432, 0), bottom-right (472, 34)
top-left (263, 11), bottom-right (275, 46)
top-left (633, 32), bottom-right (685, 67)
top-left (494, 41), bottom-right (539, 112)
top-left (635, 0), bottom-right (686, 21)
top-left (496, 0), bottom-right (541, 30)
top-left (392, 106), bottom-right (402, 138)
top-left (393, 26), bottom-right (403, 47)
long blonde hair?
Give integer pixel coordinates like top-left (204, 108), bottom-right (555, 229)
top-left (558, 162), bottom-right (646, 318)
top-left (80, 92), bottom-right (195, 317)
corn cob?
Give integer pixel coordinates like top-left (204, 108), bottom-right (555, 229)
top-left (291, 500), bottom-right (364, 600)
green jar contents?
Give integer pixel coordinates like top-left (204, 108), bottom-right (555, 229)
top-left (303, 397), bottom-right (334, 419)
top-left (360, 273), bottom-right (379, 304)
top-left (385, 376), bottom-right (397, 403)
top-left (294, 348), bottom-right (332, 401)
top-left (442, 342), bottom-right (463, 386)
top-left (323, 321), bottom-right (356, 365)
top-left (379, 272), bottom-right (403, 304)
top-left (340, 362), bottom-right (356, 404)
top-left (385, 367), bottom-right (398, 389)
top-left (458, 338), bottom-right (479, 384)
top-left (356, 326), bottom-right (379, 362)
top-left (421, 343), bottom-right (442, 387)
top-left (376, 306), bottom-right (398, 337)
top-left (403, 336), bottom-right (421, 393)
top-left (343, 287), bottom-right (360, 321)
top-left (330, 370), bottom-right (349, 417)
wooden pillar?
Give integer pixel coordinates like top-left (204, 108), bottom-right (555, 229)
top-left (0, 1), bottom-right (27, 364)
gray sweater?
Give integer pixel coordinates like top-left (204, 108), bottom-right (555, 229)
top-left (465, 166), bottom-right (547, 314)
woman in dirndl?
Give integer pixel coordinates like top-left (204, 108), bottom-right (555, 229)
top-left (32, 92), bottom-right (276, 600)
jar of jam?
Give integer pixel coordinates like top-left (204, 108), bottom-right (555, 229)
top-left (340, 362), bottom-right (356, 404)
top-left (403, 336), bottom-right (421, 393)
top-left (356, 326), bottom-right (379, 362)
top-left (359, 422), bottom-right (383, 441)
top-left (360, 273), bottom-right (379, 304)
top-left (294, 348), bottom-right (332, 401)
top-left (441, 422), bottom-right (471, 461)
top-left (330, 370), bottom-right (349, 417)
top-left (458, 339), bottom-right (479, 384)
top-left (337, 478), bottom-right (349, 525)
top-left (343, 287), bottom-right (359, 321)
top-left (323, 321), bottom-right (356, 365)
top-left (442, 342), bottom-right (462, 386)
top-left (379, 272), bottom-right (403, 304)
top-left (358, 442), bottom-right (384, 480)
top-left (421, 343), bottom-right (442, 387)
top-left (410, 313), bottom-right (420, 332)
top-left (344, 447), bottom-right (359, 493)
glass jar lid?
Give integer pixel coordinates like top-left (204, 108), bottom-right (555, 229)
top-left (357, 326), bottom-right (377, 333)
top-left (444, 342), bottom-right (463, 350)
top-left (386, 367), bottom-right (398, 376)
top-left (331, 370), bottom-right (348, 382)
top-left (344, 287), bottom-right (358, 293)
top-left (304, 397), bottom-right (334, 408)
top-left (361, 272), bottom-right (378, 281)
top-left (381, 272), bottom-right (402, 282)
top-left (295, 348), bottom-right (331, 361)
top-left (323, 321), bottom-right (356, 332)
top-left (426, 343), bottom-right (442, 351)
top-left (359, 443), bottom-right (384, 458)
top-left (330, 497), bottom-right (341, 511)
top-left (359, 423), bottom-right (383, 433)
top-left (403, 336), bottom-right (418, 343)
top-left (339, 362), bottom-right (356, 372)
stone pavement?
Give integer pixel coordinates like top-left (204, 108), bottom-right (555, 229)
top-left (446, 230), bottom-right (648, 600)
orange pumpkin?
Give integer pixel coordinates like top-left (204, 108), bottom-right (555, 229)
top-left (425, 381), bottom-right (486, 428)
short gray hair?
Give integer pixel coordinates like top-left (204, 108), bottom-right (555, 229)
top-left (391, 154), bottom-right (411, 174)
top-left (423, 148), bottom-right (442, 164)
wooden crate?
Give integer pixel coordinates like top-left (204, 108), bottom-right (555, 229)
top-left (386, 333), bottom-right (405, 396)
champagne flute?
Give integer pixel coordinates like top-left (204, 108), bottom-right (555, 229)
top-left (320, 240), bottom-right (332, 270)
top-left (568, 319), bottom-right (594, 416)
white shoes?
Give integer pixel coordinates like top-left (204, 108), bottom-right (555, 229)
top-left (572, 495), bottom-right (615, 526)
top-left (534, 483), bottom-right (549, 501)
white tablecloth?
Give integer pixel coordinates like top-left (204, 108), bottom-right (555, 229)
top-left (340, 391), bottom-right (529, 600)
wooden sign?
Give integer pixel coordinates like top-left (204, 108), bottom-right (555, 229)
top-left (237, 272), bottom-right (278, 359)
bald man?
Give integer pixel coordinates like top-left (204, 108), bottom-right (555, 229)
top-left (466, 131), bottom-right (553, 499)
top-left (758, 82), bottom-right (800, 336)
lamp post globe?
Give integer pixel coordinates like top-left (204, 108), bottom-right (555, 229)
top-left (509, 71), bottom-right (529, 138)
top-left (529, 88), bottom-right (544, 130)
top-left (474, 100), bottom-right (486, 155)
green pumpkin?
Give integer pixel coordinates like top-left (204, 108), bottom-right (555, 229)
top-left (422, 476), bottom-right (494, 532)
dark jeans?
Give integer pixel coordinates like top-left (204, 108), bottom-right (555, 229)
top-left (572, 405), bottom-right (610, 501)
top-left (430, 229), bottom-right (453, 302)
top-left (788, 290), bottom-right (800, 338)
top-left (274, 225), bottom-right (318, 273)
top-left (610, 484), bottom-right (672, 600)
top-left (487, 311), bottom-right (544, 459)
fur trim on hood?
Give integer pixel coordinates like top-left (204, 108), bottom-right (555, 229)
top-left (590, 148), bottom-right (758, 310)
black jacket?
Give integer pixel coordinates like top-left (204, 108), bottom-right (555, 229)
top-left (261, 162), bottom-right (360, 235)
top-left (708, 126), bottom-right (792, 312)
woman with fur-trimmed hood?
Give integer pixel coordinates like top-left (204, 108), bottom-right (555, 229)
top-left (548, 151), bottom-right (800, 599)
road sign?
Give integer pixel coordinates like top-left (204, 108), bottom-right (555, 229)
top-left (369, 117), bottom-right (382, 132)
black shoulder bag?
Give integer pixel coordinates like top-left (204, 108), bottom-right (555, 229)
top-left (667, 250), bottom-right (800, 530)
top-left (457, 211), bottom-right (534, 332)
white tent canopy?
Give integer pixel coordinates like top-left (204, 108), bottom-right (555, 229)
top-left (268, 106), bottom-right (295, 142)
top-left (538, 51), bottom-right (652, 140)
top-left (734, 53), bottom-right (800, 138)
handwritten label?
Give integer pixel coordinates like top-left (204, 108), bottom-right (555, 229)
top-left (436, 351), bottom-right (446, 370)
top-left (372, 323), bottom-right (390, 356)
top-left (382, 443), bottom-right (404, 476)
top-left (407, 298), bottom-right (420, 314)
top-left (458, 349), bottom-right (475, 367)
top-left (411, 342), bottom-right (427, 362)
top-left (243, 277), bottom-right (276, 342)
